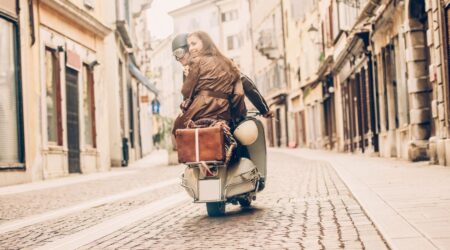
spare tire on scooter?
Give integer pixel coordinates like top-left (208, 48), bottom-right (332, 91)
top-left (206, 202), bottom-right (225, 217)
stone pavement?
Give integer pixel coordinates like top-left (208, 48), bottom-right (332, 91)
top-left (0, 150), bottom-right (186, 249)
top-left (0, 150), bottom-right (175, 223)
top-left (0, 149), bottom-right (391, 249)
top-left (273, 148), bottom-right (450, 250)
top-left (77, 152), bottom-right (388, 250)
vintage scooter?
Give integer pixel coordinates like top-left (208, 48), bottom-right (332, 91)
top-left (180, 112), bottom-right (267, 217)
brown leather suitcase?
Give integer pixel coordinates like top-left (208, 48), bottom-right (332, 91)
top-left (176, 127), bottom-right (225, 163)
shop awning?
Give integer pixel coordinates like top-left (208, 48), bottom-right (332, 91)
top-left (128, 62), bottom-right (159, 96)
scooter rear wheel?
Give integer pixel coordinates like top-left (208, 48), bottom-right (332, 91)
top-left (206, 202), bottom-right (225, 217)
top-left (238, 198), bottom-right (252, 208)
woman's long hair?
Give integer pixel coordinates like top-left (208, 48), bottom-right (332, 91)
top-left (188, 31), bottom-right (239, 76)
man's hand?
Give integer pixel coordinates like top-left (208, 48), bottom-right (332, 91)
top-left (262, 110), bottom-right (274, 118)
top-left (180, 99), bottom-right (191, 112)
top-left (183, 65), bottom-right (190, 76)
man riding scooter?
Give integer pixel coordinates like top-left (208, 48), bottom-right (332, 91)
top-left (172, 32), bottom-right (272, 216)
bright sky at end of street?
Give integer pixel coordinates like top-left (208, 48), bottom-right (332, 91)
top-left (147, 0), bottom-right (191, 40)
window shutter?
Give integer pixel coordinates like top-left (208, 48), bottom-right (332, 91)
top-left (446, 7), bottom-right (450, 73)
top-left (0, 19), bottom-right (19, 162)
top-left (66, 49), bottom-right (81, 71)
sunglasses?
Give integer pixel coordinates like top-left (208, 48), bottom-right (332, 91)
top-left (173, 48), bottom-right (187, 61)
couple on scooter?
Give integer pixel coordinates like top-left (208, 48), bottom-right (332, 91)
top-left (172, 32), bottom-right (270, 215)
top-left (171, 31), bottom-right (273, 148)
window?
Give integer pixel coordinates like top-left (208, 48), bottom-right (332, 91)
top-left (118, 60), bottom-right (125, 135)
top-left (227, 36), bottom-right (233, 50)
top-left (0, 16), bottom-right (24, 165)
top-left (380, 43), bottom-right (400, 131)
top-left (332, 0), bottom-right (340, 41)
top-left (381, 49), bottom-right (389, 131)
top-left (82, 64), bottom-right (96, 147)
top-left (445, 6), bottom-right (450, 124)
top-left (221, 10), bottom-right (238, 22)
top-left (231, 10), bottom-right (238, 20)
top-left (45, 47), bottom-right (63, 145)
top-left (393, 36), bottom-right (409, 127)
top-left (328, 2), bottom-right (333, 44)
top-left (128, 85), bottom-right (135, 148)
top-left (227, 35), bottom-right (239, 50)
top-left (124, 0), bottom-right (130, 25)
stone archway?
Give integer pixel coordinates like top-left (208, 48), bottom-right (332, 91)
top-left (404, 0), bottom-right (433, 161)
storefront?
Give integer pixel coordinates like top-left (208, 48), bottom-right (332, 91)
top-left (334, 30), bottom-right (379, 154)
top-left (38, 0), bottom-right (110, 177)
top-left (0, 0), bottom-right (25, 172)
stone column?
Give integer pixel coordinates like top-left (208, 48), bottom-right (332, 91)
top-left (405, 21), bottom-right (432, 161)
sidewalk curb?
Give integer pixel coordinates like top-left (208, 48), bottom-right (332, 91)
top-left (330, 159), bottom-right (437, 250)
top-left (0, 178), bottom-right (179, 234)
top-left (35, 192), bottom-right (189, 250)
top-left (270, 148), bottom-right (438, 250)
top-left (0, 150), bottom-right (169, 196)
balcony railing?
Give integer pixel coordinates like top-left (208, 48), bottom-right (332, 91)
top-left (256, 29), bottom-right (280, 60)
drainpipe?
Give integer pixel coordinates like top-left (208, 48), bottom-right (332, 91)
top-left (280, 0), bottom-right (289, 146)
top-left (438, 2), bottom-right (450, 131)
top-left (248, 0), bottom-right (256, 77)
top-left (137, 84), bottom-right (143, 158)
top-left (280, 0), bottom-right (289, 90)
top-left (214, 1), bottom-right (224, 49)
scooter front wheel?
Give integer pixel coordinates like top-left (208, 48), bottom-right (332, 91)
top-left (206, 202), bottom-right (226, 217)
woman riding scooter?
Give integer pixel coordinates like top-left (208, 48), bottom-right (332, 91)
top-left (171, 31), bottom-right (241, 136)
top-left (171, 32), bottom-right (273, 131)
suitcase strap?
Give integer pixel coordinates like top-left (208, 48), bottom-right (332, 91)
top-left (195, 128), bottom-right (199, 162)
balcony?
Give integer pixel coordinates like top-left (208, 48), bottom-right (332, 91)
top-left (255, 29), bottom-right (280, 60)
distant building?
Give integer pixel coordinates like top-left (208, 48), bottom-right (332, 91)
top-left (159, 0), bottom-right (254, 120)
top-left (247, 0), bottom-right (289, 147)
top-left (150, 37), bottom-right (179, 119)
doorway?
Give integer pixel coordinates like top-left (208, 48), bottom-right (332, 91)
top-left (66, 67), bottom-right (80, 173)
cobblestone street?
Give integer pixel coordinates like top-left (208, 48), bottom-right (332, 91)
top-left (4, 0), bottom-right (450, 249)
top-left (79, 152), bottom-right (388, 250)
top-left (0, 150), bottom-right (392, 249)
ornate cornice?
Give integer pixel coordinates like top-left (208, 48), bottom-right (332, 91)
top-left (40, 0), bottom-right (111, 38)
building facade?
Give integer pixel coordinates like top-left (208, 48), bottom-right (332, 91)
top-left (296, 0), bottom-right (450, 166)
top-left (248, 0), bottom-right (289, 147)
top-left (104, 0), bottom-right (157, 167)
top-left (0, 0), bottom-right (156, 187)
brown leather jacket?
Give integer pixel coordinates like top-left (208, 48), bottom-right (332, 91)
top-left (172, 54), bottom-right (244, 135)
